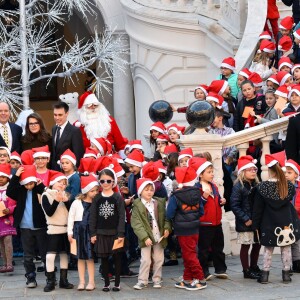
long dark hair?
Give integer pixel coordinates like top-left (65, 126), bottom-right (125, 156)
top-left (22, 113), bottom-right (51, 143)
top-left (269, 163), bottom-right (288, 199)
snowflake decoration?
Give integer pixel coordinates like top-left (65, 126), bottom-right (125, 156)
top-left (99, 200), bottom-right (114, 220)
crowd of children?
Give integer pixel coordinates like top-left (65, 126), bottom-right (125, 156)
top-left (2, 6), bottom-right (300, 295)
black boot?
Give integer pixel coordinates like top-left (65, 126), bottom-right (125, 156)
top-left (257, 270), bottom-right (269, 284)
top-left (292, 260), bottom-right (300, 273)
top-left (243, 269), bottom-right (260, 279)
top-left (44, 272), bottom-right (55, 292)
top-left (250, 265), bottom-right (261, 276)
top-left (59, 269), bottom-right (74, 289)
top-left (282, 270), bottom-right (292, 283)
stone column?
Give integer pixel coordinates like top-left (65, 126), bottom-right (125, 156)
top-left (236, 142), bottom-right (249, 158)
top-left (113, 33), bottom-right (136, 140)
top-left (260, 135), bottom-right (272, 181)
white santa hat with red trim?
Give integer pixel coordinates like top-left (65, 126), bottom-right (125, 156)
top-left (278, 57), bottom-right (293, 71)
top-left (278, 36), bottom-right (293, 52)
top-left (285, 159), bottom-right (300, 175)
top-left (188, 157), bottom-right (212, 176)
top-left (178, 148), bottom-right (193, 162)
top-left (10, 151), bottom-right (21, 164)
top-left (20, 165), bottom-right (38, 185)
top-left (275, 85), bottom-right (289, 98)
top-left (125, 149), bottom-right (145, 168)
top-left (137, 178), bottom-right (155, 197)
top-left (60, 149), bottom-right (76, 166)
top-left (292, 64), bottom-right (300, 74)
top-left (294, 28), bottom-right (300, 40)
top-left (81, 175), bottom-right (99, 194)
top-left (49, 170), bottom-right (67, 187)
top-left (258, 40), bottom-right (276, 53)
top-left (259, 31), bottom-right (272, 40)
top-left (153, 160), bottom-right (167, 174)
top-left (288, 84), bottom-right (300, 99)
top-left (175, 166), bottom-right (197, 189)
top-left (237, 155), bottom-right (257, 174)
top-left (32, 145), bottom-right (50, 159)
top-left (167, 123), bottom-right (185, 135)
top-left (239, 68), bottom-right (252, 79)
top-left (150, 122), bottom-right (166, 134)
top-left (0, 163), bottom-right (11, 179)
top-left (279, 16), bottom-right (295, 30)
top-left (129, 140), bottom-right (144, 152)
top-left (78, 91), bottom-right (100, 109)
top-left (91, 137), bottom-right (112, 156)
top-left (209, 80), bottom-right (229, 95)
top-left (0, 146), bottom-right (10, 159)
top-left (267, 74), bottom-right (279, 86)
top-left (220, 57), bottom-right (236, 71)
top-left (141, 161), bottom-right (160, 182)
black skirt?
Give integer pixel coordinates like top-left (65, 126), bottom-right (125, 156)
top-left (47, 233), bottom-right (69, 254)
top-left (94, 234), bottom-right (124, 258)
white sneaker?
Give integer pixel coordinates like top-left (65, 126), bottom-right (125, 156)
top-left (153, 281), bottom-right (162, 288)
top-left (185, 279), bottom-right (207, 291)
top-left (133, 282), bottom-right (147, 290)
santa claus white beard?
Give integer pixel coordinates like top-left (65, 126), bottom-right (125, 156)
top-left (79, 104), bottom-right (112, 140)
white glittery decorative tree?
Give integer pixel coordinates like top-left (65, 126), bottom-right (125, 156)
top-left (0, 0), bottom-right (128, 117)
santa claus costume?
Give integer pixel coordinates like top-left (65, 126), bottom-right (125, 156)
top-left (75, 92), bottom-right (128, 152)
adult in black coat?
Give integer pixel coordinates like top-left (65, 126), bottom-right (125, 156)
top-left (0, 102), bottom-right (23, 153)
top-left (282, 0), bottom-right (300, 24)
top-left (50, 102), bottom-right (84, 171)
top-left (286, 113), bottom-right (300, 164)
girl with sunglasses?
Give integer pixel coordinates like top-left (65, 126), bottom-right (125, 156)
top-left (89, 168), bottom-right (125, 292)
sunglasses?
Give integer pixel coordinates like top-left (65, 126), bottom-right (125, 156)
top-left (99, 179), bottom-right (114, 184)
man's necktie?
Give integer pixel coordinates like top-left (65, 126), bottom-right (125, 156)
top-left (2, 125), bottom-right (9, 147)
top-left (55, 126), bottom-right (61, 148)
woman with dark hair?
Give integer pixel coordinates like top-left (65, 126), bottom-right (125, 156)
top-left (21, 113), bottom-right (52, 151)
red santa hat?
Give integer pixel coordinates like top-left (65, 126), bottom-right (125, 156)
top-left (153, 160), bottom-right (167, 174)
top-left (258, 40), bottom-right (276, 53)
top-left (278, 36), bottom-right (293, 52)
top-left (83, 147), bottom-right (98, 159)
top-left (178, 148), bottom-right (193, 161)
top-left (141, 161), bottom-right (160, 182)
top-left (209, 80), bottom-right (229, 95)
top-left (294, 28), bottom-right (300, 40)
top-left (285, 159), bottom-right (300, 175)
top-left (32, 145), bottom-right (51, 159)
top-left (267, 74), bottom-right (279, 86)
top-left (259, 31), bottom-right (272, 40)
top-left (239, 68), bottom-right (252, 79)
top-left (0, 146), bottom-right (10, 159)
top-left (60, 149), bottom-right (76, 166)
top-left (175, 166), bottom-right (197, 189)
top-left (248, 72), bottom-right (263, 87)
top-left (288, 84), bottom-right (300, 99)
top-left (193, 84), bottom-right (209, 96)
top-left (81, 175), bottom-right (99, 194)
top-left (110, 153), bottom-right (124, 164)
top-left (125, 149), bottom-right (145, 168)
top-left (111, 159), bottom-right (125, 178)
top-left (206, 92), bottom-right (224, 108)
top-left (167, 123), bottom-right (185, 135)
top-left (78, 157), bottom-right (96, 175)
top-left (187, 157), bottom-right (212, 176)
top-left (150, 122), bottom-right (166, 134)
top-left (49, 170), bottom-right (67, 187)
top-left (129, 140), bottom-right (144, 152)
top-left (156, 134), bottom-right (169, 143)
top-left (20, 165), bottom-right (37, 185)
top-left (237, 155), bottom-right (257, 174)
top-left (93, 156), bottom-right (115, 174)
top-left (271, 151), bottom-right (286, 167)
top-left (292, 64), bottom-right (300, 74)
top-left (279, 16), bottom-right (295, 30)
top-left (275, 85), bottom-right (289, 98)
top-left (91, 137), bottom-right (112, 156)
top-left (137, 178), bottom-right (155, 197)
top-left (265, 153), bottom-right (283, 168)
top-left (0, 163), bottom-right (11, 179)
top-left (278, 57), bottom-right (293, 71)
top-left (10, 151), bottom-right (21, 164)
top-left (78, 91), bottom-right (100, 109)
top-left (21, 150), bottom-right (34, 165)
top-left (163, 144), bottom-right (178, 154)
top-left (220, 57), bottom-right (235, 71)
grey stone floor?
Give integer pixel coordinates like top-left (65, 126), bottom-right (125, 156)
top-left (0, 255), bottom-right (299, 299)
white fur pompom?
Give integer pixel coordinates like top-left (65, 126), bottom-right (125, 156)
top-left (74, 121), bottom-right (81, 127)
top-left (178, 183), bottom-right (183, 189)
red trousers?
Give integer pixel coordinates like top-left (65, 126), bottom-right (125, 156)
top-left (264, 18), bottom-right (279, 41)
top-left (177, 234), bottom-right (204, 281)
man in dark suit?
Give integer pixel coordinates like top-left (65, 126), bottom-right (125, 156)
top-left (0, 101), bottom-right (22, 153)
top-left (51, 102), bottom-right (84, 171)
top-left (286, 113), bottom-right (300, 164)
